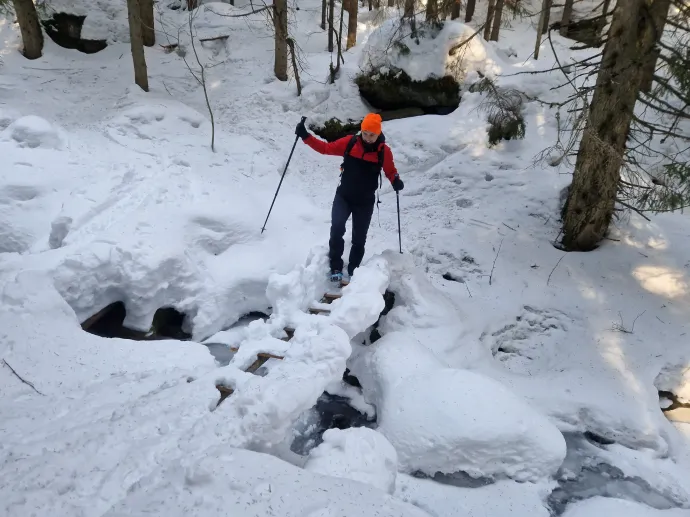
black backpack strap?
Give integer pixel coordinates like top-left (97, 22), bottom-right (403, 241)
top-left (344, 134), bottom-right (358, 158)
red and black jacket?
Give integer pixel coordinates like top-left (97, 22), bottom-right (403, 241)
top-left (304, 133), bottom-right (399, 205)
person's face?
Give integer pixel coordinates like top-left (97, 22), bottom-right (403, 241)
top-left (361, 130), bottom-right (379, 144)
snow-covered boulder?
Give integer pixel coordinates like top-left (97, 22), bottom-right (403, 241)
top-left (305, 427), bottom-right (399, 494)
top-left (356, 20), bottom-right (502, 112)
top-left (0, 115), bottom-right (67, 150)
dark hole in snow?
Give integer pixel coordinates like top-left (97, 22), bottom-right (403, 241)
top-left (369, 290), bottom-right (396, 344)
top-left (411, 469), bottom-right (495, 488)
top-left (442, 272), bottom-right (465, 283)
top-left (546, 433), bottom-right (685, 516)
top-left (81, 301), bottom-right (192, 340)
top-left (41, 13), bottom-right (108, 54)
top-left (290, 392), bottom-right (376, 456)
top-left (342, 368), bottom-right (362, 388)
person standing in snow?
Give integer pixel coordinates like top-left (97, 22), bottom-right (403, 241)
top-left (295, 113), bottom-right (404, 283)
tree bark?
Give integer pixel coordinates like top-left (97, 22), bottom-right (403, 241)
top-left (274, 0), bottom-right (288, 81)
top-left (426, 0), bottom-right (438, 22)
top-left (404, 0), bottom-right (416, 35)
top-left (534, 0), bottom-right (548, 59)
top-left (127, 0), bottom-right (149, 91)
top-left (328, 0), bottom-right (335, 52)
top-left (561, 0), bottom-right (672, 251)
top-left (187, 0), bottom-right (198, 9)
top-left (287, 37), bottom-right (302, 96)
top-left (321, 0), bottom-right (327, 29)
top-left (559, 0), bottom-right (574, 37)
top-left (489, 0), bottom-right (504, 40)
top-left (140, 0), bottom-right (155, 47)
top-left (12, 0), bottom-right (44, 60)
top-left (346, 0), bottom-right (358, 49)
top-left (483, 0), bottom-right (496, 40)
top-left (541, 0), bottom-right (552, 34)
top-left (464, 0), bottom-right (475, 22)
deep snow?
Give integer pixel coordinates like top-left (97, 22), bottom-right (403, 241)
top-left (2, 0), bottom-right (690, 516)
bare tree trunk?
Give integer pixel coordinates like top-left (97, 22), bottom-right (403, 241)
top-left (388, 0), bottom-right (394, 6)
top-left (464, 0), bottom-right (475, 22)
top-left (140, 0), bottom-right (155, 47)
top-left (489, 0), bottom-right (504, 40)
top-left (561, 0), bottom-right (672, 251)
top-left (328, 0), bottom-right (335, 52)
top-left (321, 0), bottom-right (327, 29)
top-left (12, 0), bottom-right (44, 60)
top-left (404, 0), bottom-right (416, 36)
top-left (274, 0), bottom-right (288, 81)
top-left (559, 0), bottom-right (574, 37)
top-left (187, 0), bottom-right (198, 9)
top-left (127, 0), bottom-right (149, 91)
top-left (346, 0), bottom-right (358, 49)
top-left (287, 37), bottom-right (302, 96)
top-left (483, 0), bottom-right (496, 40)
top-left (368, 0), bottom-right (373, 10)
top-left (450, 0), bottom-right (460, 19)
top-left (534, 0), bottom-right (549, 59)
top-left (640, 48), bottom-right (660, 93)
top-left (541, 0), bottom-right (552, 34)
top-left (426, 0), bottom-right (438, 22)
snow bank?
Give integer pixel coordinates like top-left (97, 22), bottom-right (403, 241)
top-left (656, 363), bottom-right (690, 404)
top-left (561, 497), bottom-right (690, 517)
top-left (360, 19), bottom-right (502, 81)
top-left (0, 115), bottom-right (67, 150)
top-left (379, 368), bottom-right (566, 480)
top-left (305, 427), bottom-right (399, 494)
top-left (102, 446), bottom-right (429, 517)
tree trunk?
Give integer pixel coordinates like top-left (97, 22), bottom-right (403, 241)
top-left (328, 0), bottom-right (335, 52)
top-left (464, 0), bottom-right (475, 22)
top-left (561, 0), bottom-right (672, 251)
top-left (368, 0), bottom-right (373, 10)
top-left (346, 0), bottom-right (358, 49)
top-left (450, 0), bottom-right (460, 19)
top-left (388, 0), bottom-right (394, 6)
top-left (127, 0), bottom-right (149, 91)
top-left (287, 37), bottom-right (302, 96)
top-left (426, 0), bottom-right (438, 22)
top-left (274, 0), bottom-right (288, 81)
top-left (12, 0), bottom-right (44, 60)
top-left (404, 0), bottom-right (416, 35)
top-left (534, 0), bottom-right (548, 59)
top-left (559, 0), bottom-right (574, 37)
top-left (140, 0), bottom-right (155, 47)
top-left (489, 0), bottom-right (504, 41)
top-left (187, 0), bottom-right (198, 9)
top-left (321, 0), bottom-right (327, 29)
top-left (640, 47), bottom-right (660, 93)
top-left (483, 0), bottom-right (496, 40)
top-left (541, 0), bottom-right (552, 34)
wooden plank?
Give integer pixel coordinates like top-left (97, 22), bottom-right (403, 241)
top-left (257, 352), bottom-right (284, 360)
top-left (308, 307), bottom-right (331, 315)
top-left (322, 293), bottom-right (342, 303)
top-left (216, 384), bottom-right (234, 404)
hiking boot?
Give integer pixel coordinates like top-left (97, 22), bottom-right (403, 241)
top-left (329, 269), bottom-right (343, 283)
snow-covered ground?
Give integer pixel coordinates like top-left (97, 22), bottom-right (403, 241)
top-left (1, 0), bottom-right (690, 516)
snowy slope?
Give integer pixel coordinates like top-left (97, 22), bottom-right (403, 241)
top-left (2, 0), bottom-right (690, 516)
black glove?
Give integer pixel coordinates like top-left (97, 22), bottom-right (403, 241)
top-left (392, 176), bottom-right (404, 192)
top-left (295, 120), bottom-right (309, 140)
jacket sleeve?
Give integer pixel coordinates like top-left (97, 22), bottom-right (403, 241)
top-left (382, 145), bottom-right (399, 184)
top-left (303, 134), bottom-right (351, 156)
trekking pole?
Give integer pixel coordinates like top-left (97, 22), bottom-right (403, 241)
top-left (261, 115), bottom-right (306, 234)
top-left (396, 190), bottom-right (402, 254)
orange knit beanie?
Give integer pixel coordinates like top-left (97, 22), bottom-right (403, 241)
top-left (361, 113), bottom-right (382, 135)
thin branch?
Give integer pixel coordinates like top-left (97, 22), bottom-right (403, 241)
top-left (489, 237), bottom-right (504, 286)
top-left (206, 5), bottom-right (272, 17)
top-left (2, 359), bottom-right (44, 395)
top-left (547, 254), bottom-right (566, 286)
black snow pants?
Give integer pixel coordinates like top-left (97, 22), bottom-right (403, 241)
top-left (329, 192), bottom-right (375, 276)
